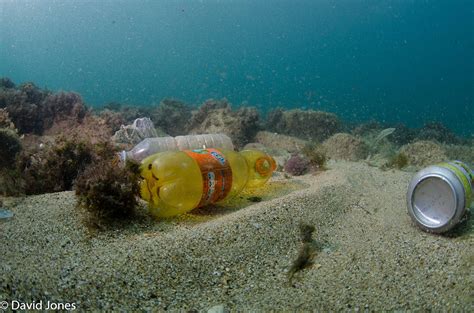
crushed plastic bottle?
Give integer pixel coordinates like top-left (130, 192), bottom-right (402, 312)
top-left (112, 117), bottom-right (159, 146)
top-left (120, 133), bottom-right (234, 162)
top-left (139, 148), bottom-right (276, 217)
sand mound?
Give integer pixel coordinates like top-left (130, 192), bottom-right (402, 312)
top-left (400, 140), bottom-right (448, 167)
top-left (322, 133), bottom-right (369, 161)
top-left (1, 162), bottom-right (471, 311)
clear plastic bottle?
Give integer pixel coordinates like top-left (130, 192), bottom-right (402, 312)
top-left (139, 148), bottom-right (276, 217)
top-left (120, 133), bottom-right (234, 162)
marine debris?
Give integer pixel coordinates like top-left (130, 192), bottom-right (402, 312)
top-left (112, 117), bottom-right (160, 147)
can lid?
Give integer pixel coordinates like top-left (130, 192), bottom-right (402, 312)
top-left (411, 176), bottom-right (456, 229)
top-left (407, 165), bottom-right (468, 233)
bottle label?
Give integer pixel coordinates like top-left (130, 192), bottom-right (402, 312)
top-left (185, 148), bottom-right (233, 207)
top-left (439, 162), bottom-right (472, 207)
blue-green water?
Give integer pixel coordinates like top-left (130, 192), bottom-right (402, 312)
top-left (1, 0), bottom-right (473, 135)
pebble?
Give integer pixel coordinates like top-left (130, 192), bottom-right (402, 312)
top-left (207, 304), bottom-right (227, 313)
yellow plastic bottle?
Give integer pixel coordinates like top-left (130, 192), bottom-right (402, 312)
top-left (139, 148), bottom-right (276, 218)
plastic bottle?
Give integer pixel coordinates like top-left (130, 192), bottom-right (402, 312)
top-left (120, 133), bottom-right (234, 162)
top-left (139, 148), bottom-right (277, 218)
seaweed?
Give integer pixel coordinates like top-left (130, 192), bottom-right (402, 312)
top-left (416, 122), bottom-right (460, 144)
top-left (381, 152), bottom-right (409, 170)
top-left (300, 224), bottom-right (315, 243)
top-left (75, 159), bottom-right (141, 223)
top-left (150, 98), bottom-right (192, 136)
top-left (247, 196), bottom-right (262, 203)
top-left (17, 138), bottom-right (96, 194)
top-left (0, 128), bottom-right (21, 168)
top-left (288, 244), bottom-right (315, 284)
top-left (302, 144), bottom-right (327, 170)
top-left (288, 223), bottom-right (319, 284)
top-left (266, 108), bottom-right (342, 142)
top-left (284, 154), bottom-right (310, 176)
top-left (0, 128), bottom-right (23, 195)
top-left (366, 128), bottom-right (396, 160)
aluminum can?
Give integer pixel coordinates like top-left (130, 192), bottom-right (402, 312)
top-left (407, 160), bottom-right (473, 233)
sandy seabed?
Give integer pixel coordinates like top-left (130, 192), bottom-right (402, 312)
top-left (1, 161), bottom-right (472, 311)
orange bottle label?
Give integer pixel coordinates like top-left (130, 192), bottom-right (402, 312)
top-left (184, 148), bottom-right (233, 207)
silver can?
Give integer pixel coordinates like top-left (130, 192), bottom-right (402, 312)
top-left (407, 161), bottom-right (473, 233)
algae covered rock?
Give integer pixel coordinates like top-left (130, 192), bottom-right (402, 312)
top-left (17, 138), bottom-right (96, 194)
top-left (400, 140), bottom-right (447, 167)
top-left (0, 128), bottom-right (23, 195)
top-left (0, 108), bottom-right (16, 130)
top-left (444, 144), bottom-right (474, 165)
top-left (75, 159), bottom-right (141, 221)
top-left (99, 109), bottom-right (127, 133)
top-left (44, 115), bottom-right (114, 145)
top-left (150, 98), bottom-right (192, 136)
top-left (266, 108), bottom-right (342, 142)
top-left (254, 131), bottom-right (308, 153)
top-left (42, 92), bottom-right (88, 128)
top-left (322, 133), bottom-right (369, 161)
top-left (415, 122), bottom-right (460, 144)
top-left (0, 83), bottom-right (48, 134)
top-left (0, 80), bottom-right (90, 135)
top-left (188, 98), bottom-right (260, 148)
top-left (0, 128), bottom-right (21, 168)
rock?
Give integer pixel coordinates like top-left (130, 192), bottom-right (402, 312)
top-left (99, 109), bottom-right (126, 133)
top-left (243, 142), bottom-right (267, 151)
top-left (41, 91), bottom-right (88, 130)
top-left (0, 108), bottom-right (16, 131)
top-left (254, 131), bottom-right (308, 153)
top-left (187, 98), bottom-right (259, 148)
top-left (150, 99), bottom-right (192, 136)
top-left (0, 81), bottom-right (90, 135)
top-left (416, 122), bottom-right (460, 144)
top-left (207, 304), bottom-right (228, 313)
top-left (266, 108), bottom-right (342, 142)
top-left (400, 140), bottom-right (448, 167)
top-left (0, 128), bottom-right (22, 168)
top-left (44, 115), bottom-right (113, 145)
top-left (322, 133), bottom-right (369, 161)
top-left (444, 144), bottom-right (474, 166)
top-left (389, 124), bottom-right (417, 146)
